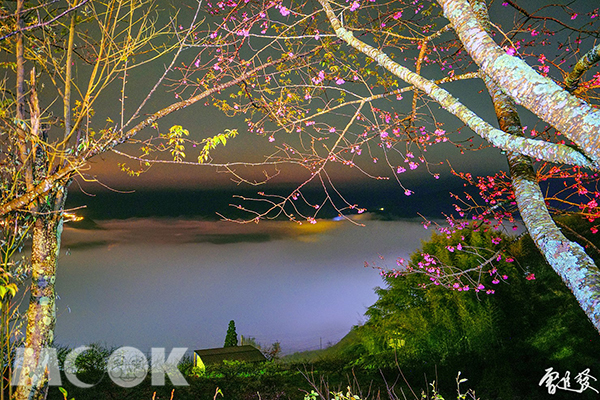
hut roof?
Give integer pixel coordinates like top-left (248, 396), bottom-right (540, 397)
top-left (193, 345), bottom-right (266, 365)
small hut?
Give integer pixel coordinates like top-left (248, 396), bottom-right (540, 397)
top-left (193, 345), bottom-right (266, 371)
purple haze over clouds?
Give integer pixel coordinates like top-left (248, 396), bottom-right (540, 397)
top-left (54, 215), bottom-right (433, 354)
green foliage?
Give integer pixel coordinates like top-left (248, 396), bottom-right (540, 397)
top-left (224, 320), bottom-right (238, 347)
top-left (177, 353), bottom-right (205, 378)
top-left (56, 342), bottom-right (113, 388)
top-left (0, 280), bottom-right (17, 299)
top-left (44, 220), bottom-right (600, 400)
top-left (48, 342), bottom-right (476, 400)
top-left (302, 372), bottom-right (478, 400)
top-left (198, 129), bottom-right (238, 163)
top-left (167, 125), bottom-right (189, 162)
top-left (204, 359), bottom-right (261, 379)
top-left (354, 219), bottom-right (600, 398)
top-left (361, 227), bottom-right (516, 364)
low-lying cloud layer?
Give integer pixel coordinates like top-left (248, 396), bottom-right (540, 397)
top-left (56, 217), bottom-right (432, 354)
top-left (62, 214), bottom-right (373, 247)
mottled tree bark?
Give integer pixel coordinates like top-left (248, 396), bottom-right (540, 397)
top-left (14, 70), bottom-right (68, 400)
top-left (319, 0), bottom-right (600, 332)
top-left (15, 156), bottom-right (68, 400)
top-left (14, 207), bottom-right (64, 400)
top-left (438, 0), bottom-right (600, 166)
top-left (474, 0), bottom-right (600, 332)
top-left (316, 0), bottom-right (593, 169)
top-left (484, 47), bottom-right (600, 334)
top-left (564, 44), bottom-right (600, 93)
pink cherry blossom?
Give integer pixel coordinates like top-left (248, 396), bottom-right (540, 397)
top-left (279, 5), bottom-right (290, 16)
top-left (526, 273), bottom-right (536, 281)
top-left (312, 70), bottom-right (325, 85)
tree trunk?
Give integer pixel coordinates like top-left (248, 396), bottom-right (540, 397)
top-left (316, 0), bottom-right (593, 169)
top-left (438, 0), bottom-right (600, 166)
top-left (486, 70), bottom-right (600, 332)
top-left (14, 79), bottom-right (68, 398)
top-left (473, 0), bottom-right (600, 333)
top-left (14, 194), bottom-right (65, 400)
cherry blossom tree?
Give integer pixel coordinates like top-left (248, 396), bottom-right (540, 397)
top-left (179, 0), bottom-right (600, 333)
top-left (321, 0), bottom-right (600, 333)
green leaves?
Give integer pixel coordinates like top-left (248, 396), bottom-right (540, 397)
top-left (198, 129), bottom-right (238, 164)
top-left (167, 125), bottom-right (190, 162)
top-left (0, 264), bottom-right (17, 299)
top-left (163, 125), bottom-right (238, 163)
top-left (224, 319), bottom-right (238, 347)
top-left (0, 282), bottom-right (17, 299)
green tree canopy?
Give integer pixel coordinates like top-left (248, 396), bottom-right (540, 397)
top-left (361, 224), bottom-right (517, 363)
top-left (356, 219), bottom-right (600, 397)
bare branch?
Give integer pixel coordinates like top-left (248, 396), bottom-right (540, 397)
top-left (0, 0), bottom-right (91, 42)
top-left (318, 0), bottom-right (596, 169)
